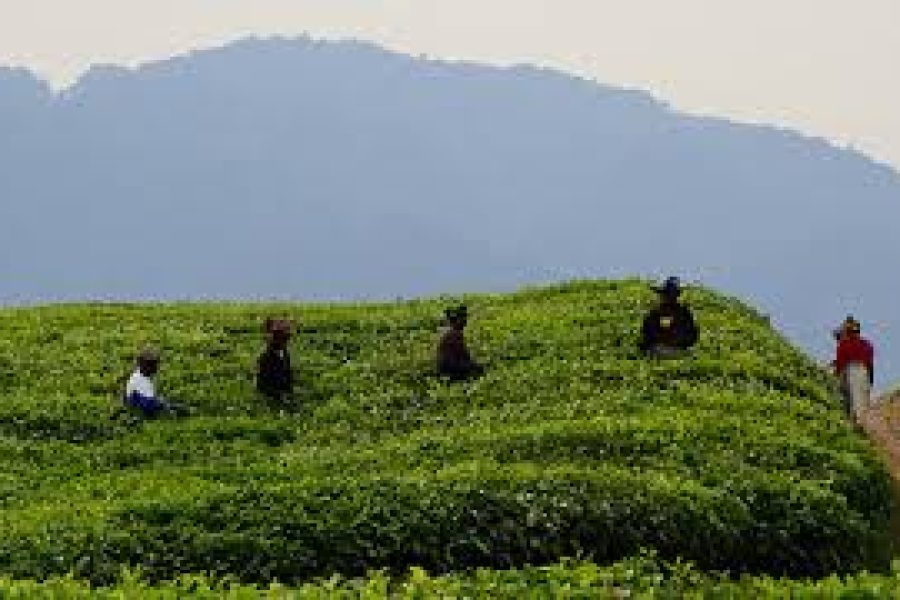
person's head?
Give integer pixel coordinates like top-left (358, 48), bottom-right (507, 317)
top-left (841, 316), bottom-right (862, 339)
top-left (445, 305), bottom-right (469, 330)
top-left (265, 318), bottom-right (293, 349)
top-left (137, 346), bottom-right (161, 377)
top-left (653, 276), bottom-right (682, 305)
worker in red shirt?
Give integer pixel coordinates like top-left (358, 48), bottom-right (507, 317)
top-left (833, 316), bottom-right (874, 423)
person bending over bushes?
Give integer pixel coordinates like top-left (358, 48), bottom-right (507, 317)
top-left (437, 305), bottom-right (484, 381)
top-left (123, 347), bottom-right (189, 417)
top-left (639, 277), bottom-right (698, 358)
top-left (257, 317), bottom-right (294, 402)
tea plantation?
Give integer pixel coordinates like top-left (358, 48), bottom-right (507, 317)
top-left (0, 279), bottom-right (894, 596)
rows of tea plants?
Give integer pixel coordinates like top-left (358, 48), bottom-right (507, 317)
top-left (3, 554), bottom-right (900, 598)
top-left (0, 279), bottom-right (892, 586)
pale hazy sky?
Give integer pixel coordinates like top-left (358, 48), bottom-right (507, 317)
top-left (1, 1), bottom-right (898, 170)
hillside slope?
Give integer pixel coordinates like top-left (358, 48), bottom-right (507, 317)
top-left (862, 391), bottom-right (900, 481)
top-left (0, 280), bottom-right (891, 585)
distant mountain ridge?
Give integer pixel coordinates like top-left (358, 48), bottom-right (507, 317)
top-left (1, 36), bottom-right (898, 383)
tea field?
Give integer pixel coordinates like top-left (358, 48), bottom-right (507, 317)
top-left (0, 279), bottom-right (894, 595)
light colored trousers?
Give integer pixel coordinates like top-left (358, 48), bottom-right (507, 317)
top-left (840, 363), bottom-right (872, 420)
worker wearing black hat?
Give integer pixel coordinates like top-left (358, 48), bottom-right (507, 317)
top-left (436, 305), bottom-right (484, 381)
top-left (639, 277), bottom-right (698, 358)
top-left (257, 317), bottom-right (295, 402)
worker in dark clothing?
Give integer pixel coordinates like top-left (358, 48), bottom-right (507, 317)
top-left (257, 318), bottom-right (294, 401)
top-left (639, 277), bottom-right (698, 358)
top-left (437, 305), bottom-right (484, 381)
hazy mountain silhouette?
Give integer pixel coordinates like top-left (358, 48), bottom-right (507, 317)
top-left (1, 37), bottom-right (898, 383)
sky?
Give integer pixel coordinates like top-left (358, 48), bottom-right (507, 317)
top-left (0, 1), bottom-right (899, 171)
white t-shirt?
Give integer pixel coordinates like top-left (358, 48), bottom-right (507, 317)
top-left (125, 369), bottom-right (156, 399)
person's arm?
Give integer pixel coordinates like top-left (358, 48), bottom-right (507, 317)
top-left (257, 351), bottom-right (276, 394)
top-left (834, 341), bottom-right (847, 377)
top-left (460, 334), bottom-right (474, 365)
top-left (867, 342), bottom-right (875, 385)
top-left (283, 352), bottom-right (294, 391)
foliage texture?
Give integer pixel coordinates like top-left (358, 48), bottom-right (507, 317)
top-left (0, 280), bottom-right (891, 586)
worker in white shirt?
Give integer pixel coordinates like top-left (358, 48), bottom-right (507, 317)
top-left (123, 347), bottom-right (188, 417)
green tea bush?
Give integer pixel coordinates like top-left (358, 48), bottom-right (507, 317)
top-left (0, 280), bottom-right (891, 585)
top-left (4, 554), bottom-right (900, 598)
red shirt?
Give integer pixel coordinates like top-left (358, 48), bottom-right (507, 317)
top-left (835, 336), bottom-right (874, 376)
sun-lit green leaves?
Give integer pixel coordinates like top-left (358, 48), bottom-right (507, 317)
top-left (0, 279), bottom-right (891, 586)
top-left (4, 554), bottom-right (900, 597)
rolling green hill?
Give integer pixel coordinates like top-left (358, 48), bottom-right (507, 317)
top-left (0, 280), bottom-right (893, 594)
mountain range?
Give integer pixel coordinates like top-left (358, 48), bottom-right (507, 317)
top-left (1, 37), bottom-right (898, 384)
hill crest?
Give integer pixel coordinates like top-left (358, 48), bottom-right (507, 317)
top-left (0, 280), bottom-right (891, 583)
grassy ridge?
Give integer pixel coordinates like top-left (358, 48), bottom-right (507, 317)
top-left (0, 280), bottom-right (891, 584)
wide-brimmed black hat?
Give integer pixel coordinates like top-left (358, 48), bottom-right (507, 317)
top-left (652, 276), bottom-right (682, 297)
top-left (445, 305), bottom-right (469, 321)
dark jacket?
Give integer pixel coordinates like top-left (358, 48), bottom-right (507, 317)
top-left (639, 303), bottom-right (698, 354)
top-left (257, 347), bottom-right (293, 398)
top-left (437, 327), bottom-right (481, 379)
